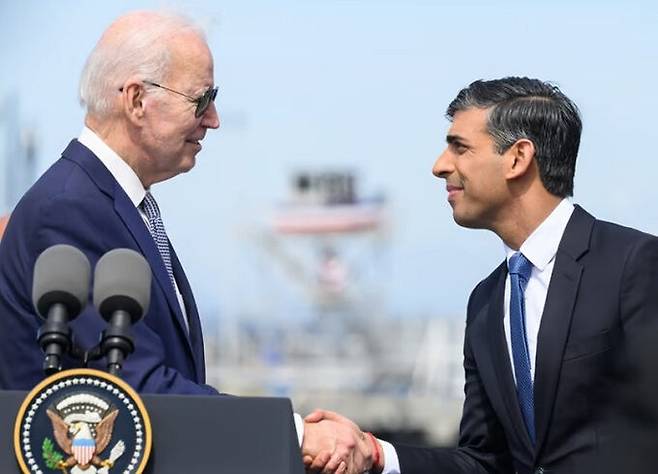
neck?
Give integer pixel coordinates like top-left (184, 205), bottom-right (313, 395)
top-left (494, 193), bottom-right (563, 250)
top-left (85, 115), bottom-right (151, 187)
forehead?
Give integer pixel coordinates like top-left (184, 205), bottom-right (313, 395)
top-left (447, 107), bottom-right (491, 140)
top-left (167, 33), bottom-right (214, 87)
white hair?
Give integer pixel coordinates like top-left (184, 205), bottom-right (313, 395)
top-left (79, 11), bottom-right (206, 119)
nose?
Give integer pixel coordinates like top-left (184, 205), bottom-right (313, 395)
top-left (432, 148), bottom-right (454, 179)
top-left (201, 102), bottom-right (220, 130)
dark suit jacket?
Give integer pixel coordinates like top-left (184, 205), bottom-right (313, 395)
top-left (396, 206), bottom-right (658, 474)
top-left (0, 139), bottom-right (218, 395)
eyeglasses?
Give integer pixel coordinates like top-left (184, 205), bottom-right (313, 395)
top-left (120, 81), bottom-right (218, 118)
top-left (144, 81), bottom-right (218, 118)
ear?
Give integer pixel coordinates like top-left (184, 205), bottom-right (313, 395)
top-left (120, 80), bottom-right (147, 125)
top-left (505, 138), bottom-right (535, 180)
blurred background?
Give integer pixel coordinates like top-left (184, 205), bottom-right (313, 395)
top-left (1, 0), bottom-right (657, 445)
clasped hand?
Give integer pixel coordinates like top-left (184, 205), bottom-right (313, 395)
top-left (301, 409), bottom-right (376, 474)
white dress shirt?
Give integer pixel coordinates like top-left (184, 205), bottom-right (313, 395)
top-left (503, 199), bottom-right (574, 382)
top-left (379, 199), bottom-right (575, 474)
top-left (77, 127), bottom-right (189, 329)
top-left (78, 127), bottom-right (307, 444)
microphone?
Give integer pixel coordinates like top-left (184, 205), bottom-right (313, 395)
top-left (93, 248), bottom-right (151, 376)
top-left (33, 244), bottom-right (91, 375)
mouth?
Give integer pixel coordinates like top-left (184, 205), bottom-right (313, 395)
top-left (446, 184), bottom-right (463, 202)
top-left (186, 139), bottom-right (203, 150)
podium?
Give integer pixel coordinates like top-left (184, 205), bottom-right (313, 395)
top-left (1, 390), bottom-right (305, 473)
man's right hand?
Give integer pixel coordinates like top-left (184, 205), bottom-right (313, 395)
top-left (302, 409), bottom-right (384, 474)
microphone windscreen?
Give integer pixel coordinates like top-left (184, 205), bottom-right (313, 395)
top-left (93, 248), bottom-right (151, 323)
top-left (32, 244), bottom-right (91, 319)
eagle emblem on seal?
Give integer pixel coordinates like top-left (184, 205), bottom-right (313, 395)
top-left (44, 393), bottom-right (125, 473)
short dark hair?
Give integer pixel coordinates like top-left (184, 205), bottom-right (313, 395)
top-left (446, 77), bottom-right (582, 197)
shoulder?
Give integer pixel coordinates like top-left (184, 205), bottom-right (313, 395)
top-left (12, 162), bottom-right (105, 232)
top-left (16, 157), bottom-right (91, 210)
top-left (2, 149), bottom-right (119, 259)
top-left (18, 142), bottom-right (117, 213)
top-left (569, 205), bottom-right (656, 252)
top-left (591, 218), bottom-right (657, 247)
top-left (582, 212), bottom-right (658, 268)
top-left (556, 209), bottom-right (658, 313)
top-left (593, 219), bottom-right (658, 280)
top-left (554, 206), bottom-right (657, 276)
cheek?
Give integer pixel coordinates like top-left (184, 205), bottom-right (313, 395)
top-left (155, 128), bottom-right (187, 151)
top-left (145, 117), bottom-right (174, 142)
top-left (464, 164), bottom-right (504, 199)
top-left (177, 121), bottom-right (200, 140)
top-left (481, 172), bottom-right (509, 206)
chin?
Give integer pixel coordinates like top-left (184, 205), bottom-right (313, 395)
top-left (452, 211), bottom-right (483, 230)
top-left (180, 156), bottom-right (197, 172)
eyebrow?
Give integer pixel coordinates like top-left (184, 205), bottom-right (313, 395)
top-left (446, 134), bottom-right (468, 146)
top-left (194, 84), bottom-right (215, 96)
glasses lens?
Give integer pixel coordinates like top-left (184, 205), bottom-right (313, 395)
top-left (195, 87), bottom-right (218, 118)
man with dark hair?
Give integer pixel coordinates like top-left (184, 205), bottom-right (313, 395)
top-left (305, 77), bottom-right (658, 474)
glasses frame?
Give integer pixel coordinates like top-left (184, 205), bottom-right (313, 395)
top-left (119, 81), bottom-right (218, 118)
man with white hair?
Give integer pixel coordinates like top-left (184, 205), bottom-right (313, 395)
top-left (0, 12), bottom-right (370, 471)
top-left (0, 10), bottom-right (220, 394)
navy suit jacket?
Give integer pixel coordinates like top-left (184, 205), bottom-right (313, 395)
top-left (0, 139), bottom-right (218, 395)
top-left (396, 206), bottom-right (658, 474)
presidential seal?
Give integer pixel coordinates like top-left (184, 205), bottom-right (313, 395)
top-left (14, 368), bottom-right (151, 474)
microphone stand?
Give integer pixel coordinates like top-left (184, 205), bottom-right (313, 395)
top-left (84, 310), bottom-right (135, 376)
top-left (37, 303), bottom-right (73, 376)
top-left (37, 310), bottom-right (135, 378)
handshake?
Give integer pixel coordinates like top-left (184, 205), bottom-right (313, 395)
top-left (302, 410), bottom-right (384, 474)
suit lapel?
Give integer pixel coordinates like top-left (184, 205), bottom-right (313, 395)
top-left (485, 264), bottom-right (536, 453)
top-left (62, 140), bottom-right (116, 198)
top-left (113, 194), bottom-right (195, 345)
top-left (170, 247), bottom-right (206, 381)
top-left (63, 140), bottom-right (198, 371)
top-left (533, 206), bottom-right (593, 455)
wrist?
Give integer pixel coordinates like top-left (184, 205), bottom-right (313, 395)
top-left (365, 432), bottom-right (384, 473)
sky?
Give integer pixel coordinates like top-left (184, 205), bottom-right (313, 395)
top-left (1, 0), bottom-right (657, 323)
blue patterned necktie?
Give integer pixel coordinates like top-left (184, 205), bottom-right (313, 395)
top-left (508, 252), bottom-right (535, 445)
top-left (141, 191), bottom-right (177, 292)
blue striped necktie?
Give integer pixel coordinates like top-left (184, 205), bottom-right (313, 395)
top-left (508, 252), bottom-right (535, 444)
top-left (141, 191), bottom-right (177, 292)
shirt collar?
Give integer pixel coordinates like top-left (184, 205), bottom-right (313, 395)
top-left (78, 126), bottom-right (146, 207)
top-left (504, 198), bottom-right (575, 271)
